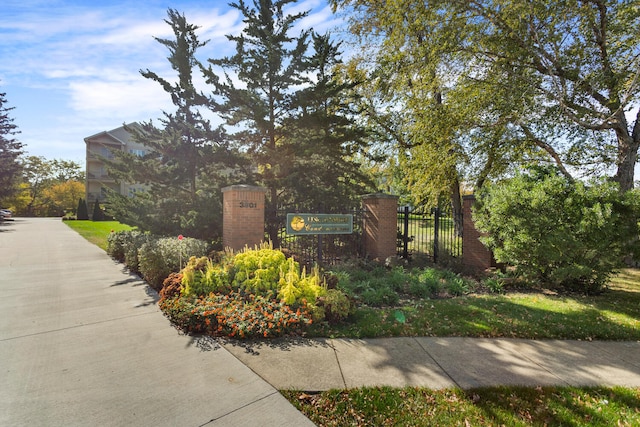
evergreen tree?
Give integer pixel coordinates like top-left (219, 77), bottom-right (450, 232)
top-left (106, 9), bottom-right (242, 240)
top-left (92, 198), bottom-right (105, 221)
top-left (282, 32), bottom-right (374, 209)
top-left (0, 88), bottom-right (24, 201)
top-left (76, 198), bottom-right (89, 220)
top-left (205, 0), bottom-right (374, 242)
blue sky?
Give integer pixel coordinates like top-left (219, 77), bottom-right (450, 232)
top-left (0, 0), bottom-right (342, 167)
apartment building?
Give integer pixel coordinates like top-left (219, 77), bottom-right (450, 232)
top-left (85, 123), bottom-right (147, 203)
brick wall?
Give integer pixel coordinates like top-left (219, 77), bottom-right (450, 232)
top-left (222, 185), bottom-right (267, 251)
top-left (362, 194), bottom-right (399, 261)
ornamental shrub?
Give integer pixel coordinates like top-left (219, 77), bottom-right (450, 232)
top-left (123, 232), bottom-right (152, 273)
top-left (139, 236), bottom-right (211, 290)
top-left (107, 230), bottom-right (151, 272)
top-left (92, 199), bottom-right (105, 221)
top-left (319, 289), bottom-right (352, 324)
top-left (277, 258), bottom-right (326, 305)
top-left (181, 256), bottom-right (231, 298)
top-left (106, 230), bottom-right (128, 262)
top-left (474, 168), bottom-right (640, 293)
top-left (76, 197), bottom-right (89, 220)
top-left (231, 243), bottom-right (287, 294)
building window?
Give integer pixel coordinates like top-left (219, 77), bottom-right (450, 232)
top-left (129, 149), bottom-right (145, 157)
top-left (128, 187), bottom-right (145, 197)
top-left (100, 147), bottom-right (115, 159)
top-left (100, 187), bottom-right (109, 199)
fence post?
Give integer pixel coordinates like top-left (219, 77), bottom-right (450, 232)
top-left (362, 193), bottom-right (399, 261)
top-left (402, 206), bottom-right (410, 259)
top-left (432, 207), bottom-right (440, 264)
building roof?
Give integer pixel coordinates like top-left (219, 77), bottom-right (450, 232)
top-left (84, 122), bottom-right (139, 145)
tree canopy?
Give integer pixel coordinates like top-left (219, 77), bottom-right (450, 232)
top-left (105, 9), bottom-right (241, 241)
top-left (332, 0), bottom-right (640, 195)
top-left (204, 0), bottom-right (374, 242)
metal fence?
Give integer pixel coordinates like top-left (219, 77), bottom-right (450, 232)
top-left (397, 205), bottom-right (463, 263)
top-left (274, 205), bottom-right (366, 268)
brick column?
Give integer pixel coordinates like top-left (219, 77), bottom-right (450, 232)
top-left (362, 193), bottom-right (399, 261)
top-left (222, 185), bottom-right (267, 251)
top-left (462, 195), bottom-right (494, 272)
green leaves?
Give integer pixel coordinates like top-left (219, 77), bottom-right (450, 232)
top-left (474, 168), bottom-right (640, 292)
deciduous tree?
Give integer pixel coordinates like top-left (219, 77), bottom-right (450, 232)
top-left (332, 0), bottom-right (640, 192)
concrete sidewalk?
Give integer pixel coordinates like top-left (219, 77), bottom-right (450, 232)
top-left (0, 218), bottom-right (313, 427)
top-left (224, 337), bottom-right (640, 391)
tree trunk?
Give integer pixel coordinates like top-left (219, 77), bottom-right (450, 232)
top-left (450, 175), bottom-right (463, 238)
top-left (613, 129), bottom-right (639, 192)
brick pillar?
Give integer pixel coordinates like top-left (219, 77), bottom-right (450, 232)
top-left (362, 193), bottom-right (399, 261)
top-left (222, 185), bottom-right (267, 251)
top-left (462, 195), bottom-right (494, 272)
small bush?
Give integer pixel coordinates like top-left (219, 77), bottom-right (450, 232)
top-left (277, 258), bottom-right (326, 306)
top-left (76, 197), bottom-right (89, 220)
top-left (181, 256), bottom-right (231, 298)
top-left (319, 289), bottom-right (352, 324)
top-left (107, 230), bottom-right (151, 272)
top-left (231, 243), bottom-right (288, 294)
top-left (106, 230), bottom-right (128, 262)
top-left (123, 232), bottom-right (152, 273)
top-left (92, 199), bottom-right (105, 221)
top-left (160, 272), bottom-right (183, 302)
top-left (139, 236), bottom-right (210, 290)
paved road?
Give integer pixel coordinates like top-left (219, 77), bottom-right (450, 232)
top-left (0, 218), bottom-right (313, 427)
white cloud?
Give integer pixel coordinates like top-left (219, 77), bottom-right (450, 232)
top-left (2, 0), bottom-right (345, 165)
top-left (68, 77), bottom-right (172, 119)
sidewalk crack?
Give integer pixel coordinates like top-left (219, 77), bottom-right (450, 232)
top-left (329, 339), bottom-right (347, 388)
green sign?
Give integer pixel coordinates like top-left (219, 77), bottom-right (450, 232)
top-left (286, 213), bottom-right (353, 235)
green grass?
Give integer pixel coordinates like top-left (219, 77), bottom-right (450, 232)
top-left (283, 386), bottom-right (640, 426)
top-left (310, 269), bottom-right (640, 341)
top-left (64, 220), bottom-right (134, 250)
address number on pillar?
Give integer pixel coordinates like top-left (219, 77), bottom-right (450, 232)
top-left (239, 201), bottom-right (257, 208)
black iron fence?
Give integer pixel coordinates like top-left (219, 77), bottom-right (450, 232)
top-left (397, 205), bottom-right (463, 263)
top-left (273, 205), bottom-right (366, 268)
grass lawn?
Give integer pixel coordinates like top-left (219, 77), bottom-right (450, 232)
top-left (64, 220), bottom-right (134, 250)
top-left (309, 269), bottom-right (640, 341)
top-left (283, 385), bottom-right (640, 426)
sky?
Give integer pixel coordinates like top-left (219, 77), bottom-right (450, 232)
top-left (0, 0), bottom-right (343, 168)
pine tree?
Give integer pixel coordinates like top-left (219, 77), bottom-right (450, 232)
top-left (76, 198), bottom-right (89, 220)
top-left (105, 9), bottom-right (240, 240)
top-left (0, 89), bottom-right (24, 201)
top-left (205, 0), bottom-right (374, 241)
top-left (92, 198), bottom-right (105, 221)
